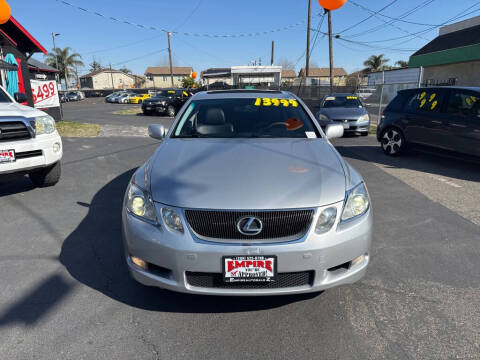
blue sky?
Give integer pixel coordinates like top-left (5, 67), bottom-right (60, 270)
top-left (9, 0), bottom-right (480, 76)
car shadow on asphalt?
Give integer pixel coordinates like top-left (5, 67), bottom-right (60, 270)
top-left (59, 169), bottom-right (318, 313)
top-left (0, 176), bottom-right (35, 196)
top-left (335, 145), bottom-right (480, 182)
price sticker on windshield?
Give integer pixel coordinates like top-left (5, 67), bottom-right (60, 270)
top-left (346, 96), bottom-right (358, 100)
top-left (254, 98), bottom-right (298, 107)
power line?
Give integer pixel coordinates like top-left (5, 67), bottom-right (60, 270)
top-left (82, 35), bottom-right (164, 55)
top-left (112, 49), bottom-right (168, 67)
top-left (347, 0), bottom-right (437, 38)
top-left (174, 0), bottom-right (203, 31)
top-left (338, 0), bottom-right (399, 34)
top-left (56, 0), bottom-right (305, 38)
top-left (348, 0), bottom-right (440, 27)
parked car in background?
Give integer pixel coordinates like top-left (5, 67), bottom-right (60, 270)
top-left (142, 89), bottom-right (192, 116)
top-left (377, 86), bottom-right (480, 157)
top-left (59, 93), bottom-right (68, 103)
top-left (316, 94), bottom-right (370, 136)
top-left (129, 93), bottom-right (151, 104)
top-left (65, 91), bottom-right (84, 102)
top-left (356, 88), bottom-right (376, 103)
top-left (0, 86), bottom-right (62, 187)
top-left (123, 90), bottom-right (371, 295)
top-left (118, 92), bottom-right (137, 104)
top-left (106, 91), bottom-right (127, 103)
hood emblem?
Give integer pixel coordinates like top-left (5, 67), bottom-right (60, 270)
top-left (237, 216), bottom-right (263, 236)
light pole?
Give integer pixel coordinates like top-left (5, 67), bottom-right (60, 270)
top-left (51, 33), bottom-right (60, 86)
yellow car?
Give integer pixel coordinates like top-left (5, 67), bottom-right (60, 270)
top-left (129, 93), bottom-right (151, 104)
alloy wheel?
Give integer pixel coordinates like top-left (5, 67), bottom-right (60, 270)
top-left (381, 128), bottom-right (403, 155)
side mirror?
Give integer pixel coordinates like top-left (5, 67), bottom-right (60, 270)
top-left (148, 124), bottom-right (166, 140)
top-left (325, 123), bottom-right (344, 140)
top-left (14, 92), bottom-right (27, 103)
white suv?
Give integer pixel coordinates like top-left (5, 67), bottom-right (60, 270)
top-left (0, 86), bottom-right (62, 187)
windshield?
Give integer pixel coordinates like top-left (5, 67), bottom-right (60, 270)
top-left (172, 97), bottom-right (319, 138)
top-left (0, 87), bottom-right (12, 103)
top-left (323, 96), bottom-right (362, 108)
top-left (157, 90), bottom-right (177, 97)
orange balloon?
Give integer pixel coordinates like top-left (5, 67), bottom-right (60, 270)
top-left (191, 71), bottom-right (197, 79)
top-left (0, 0), bottom-right (11, 24)
top-left (318, 0), bottom-right (347, 11)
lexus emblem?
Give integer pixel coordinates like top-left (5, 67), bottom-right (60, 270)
top-left (237, 216), bottom-right (263, 236)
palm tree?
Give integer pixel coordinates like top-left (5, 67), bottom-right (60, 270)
top-left (45, 47), bottom-right (84, 89)
top-left (363, 54), bottom-right (390, 72)
top-left (395, 60), bottom-right (409, 68)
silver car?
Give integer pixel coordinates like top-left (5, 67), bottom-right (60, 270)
top-left (122, 90), bottom-right (372, 296)
top-left (316, 94), bottom-right (370, 136)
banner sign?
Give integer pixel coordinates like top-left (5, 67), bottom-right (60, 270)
top-left (30, 79), bottom-right (60, 108)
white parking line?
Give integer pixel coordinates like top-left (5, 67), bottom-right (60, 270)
top-left (433, 177), bottom-right (462, 188)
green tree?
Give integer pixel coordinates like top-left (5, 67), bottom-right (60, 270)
top-left (363, 54), bottom-right (390, 72)
top-left (395, 60), bottom-right (409, 68)
top-left (46, 47), bottom-right (84, 89)
top-left (89, 60), bottom-right (102, 72)
top-left (181, 76), bottom-right (196, 89)
top-left (119, 67), bottom-right (132, 74)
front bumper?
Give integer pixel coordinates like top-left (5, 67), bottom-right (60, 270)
top-left (0, 132), bottom-right (62, 175)
top-left (142, 103), bottom-right (167, 113)
top-left (122, 204), bottom-right (372, 296)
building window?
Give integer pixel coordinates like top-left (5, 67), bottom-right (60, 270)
top-left (178, 76), bottom-right (182, 81)
top-left (163, 76), bottom-right (167, 81)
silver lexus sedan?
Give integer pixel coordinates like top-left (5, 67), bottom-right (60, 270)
top-left (122, 90), bottom-right (372, 296)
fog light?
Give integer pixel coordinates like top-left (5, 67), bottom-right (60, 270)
top-left (131, 256), bottom-right (147, 270)
top-left (53, 142), bottom-right (61, 153)
top-left (351, 254), bottom-right (366, 267)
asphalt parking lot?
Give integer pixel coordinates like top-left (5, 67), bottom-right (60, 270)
top-left (1, 99), bottom-right (479, 359)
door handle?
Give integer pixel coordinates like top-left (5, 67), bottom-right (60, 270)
top-left (431, 120), bottom-right (442, 124)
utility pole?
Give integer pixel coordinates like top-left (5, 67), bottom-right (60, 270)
top-left (167, 32), bottom-right (174, 88)
top-left (51, 32), bottom-right (63, 118)
top-left (109, 63), bottom-right (114, 90)
top-left (271, 40), bottom-right (275, 66)
top-left (327, 9), bottom-right (334, 94)
top-left (305, 0), bottom-right (312, 78)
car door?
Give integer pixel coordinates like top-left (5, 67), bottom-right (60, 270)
top-left (444, 89), bottom-right (480, 156)
top-left (403, 88), bottom-right (447, 148)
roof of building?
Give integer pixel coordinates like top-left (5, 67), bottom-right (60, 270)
top-left (298, 67), bottom-right (347, 77)
top-left (201, 68), bottom-right (231, 77)
top-left (282, 69), bottom-right (297, 78)
top-left (80, 69), bottom-right (133, 79)
top-left (28, 58), bottom-right (58, 73)
top-left (145, 66), bottom-right (193, 76)
top-left (412, 24), bottom-right (480, 57)
top-left (0, 16), bottom-right (47, 55)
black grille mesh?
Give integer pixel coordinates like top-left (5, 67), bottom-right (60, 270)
top-left (184, 209), bottom-right (314, 240)
top-left (0, 122), bottom-right (30, 142)
top-left (186, 271), bottom-right (314, 289)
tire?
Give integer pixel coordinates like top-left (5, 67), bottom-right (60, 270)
top-left (380, 127), bottom-right (405, 156)
top-left (138, 100), bottom-right (143, 104)
top-left (143, 111), bottom-right (151, 116)
top-left (167, 105), bottom-right (176, 117)
top-left (29, 162), bottom-right (61, 187)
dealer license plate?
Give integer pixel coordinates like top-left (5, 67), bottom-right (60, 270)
top-left (145, 106), bottom-right (152, 110)
top-left (343, 122), bottom-right (350, 129)
top-left (0, 149), bottom-right (15, 163)
top-left (223, 255), bottom-right (277, 283)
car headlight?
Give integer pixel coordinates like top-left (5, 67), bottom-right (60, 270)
top-left (161, 208), bottom-right (184, 233)
top-left (35, 115), bottom-right (56, 135)
top-left (315, 207), bottom-right (337, 234)
top-left (341, 182), bottom-right (370, 221)
top-left (318, 114), bottom-right (329, 121)
top-left (358, 114), bottom-right (370, 122)
top-left (126, 183), bottom-right (158, 223)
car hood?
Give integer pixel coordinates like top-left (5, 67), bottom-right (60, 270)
top-left (318, 107), bottom-right (366, 120)
top-left (0, 102), bottom-right (46, 118)
top-left (149, 138), bottom-right (346, 209)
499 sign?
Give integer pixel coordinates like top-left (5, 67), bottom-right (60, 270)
top-left (30, 79), bottom-right (60, 109)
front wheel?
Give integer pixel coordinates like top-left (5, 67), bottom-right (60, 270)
top-left (167, 105), bottom-right (176, 117)
top-left (380, 128), bottom-right (405, 156)
top-left (29, 162), bottom-right (61, 187)
top-left (138, 100), bottom-right (143, 104)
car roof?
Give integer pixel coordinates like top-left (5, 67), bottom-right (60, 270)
top-left (192, 89), bottom-right (295, 100)
top-left (324, 93), bottom-right (356, 97)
